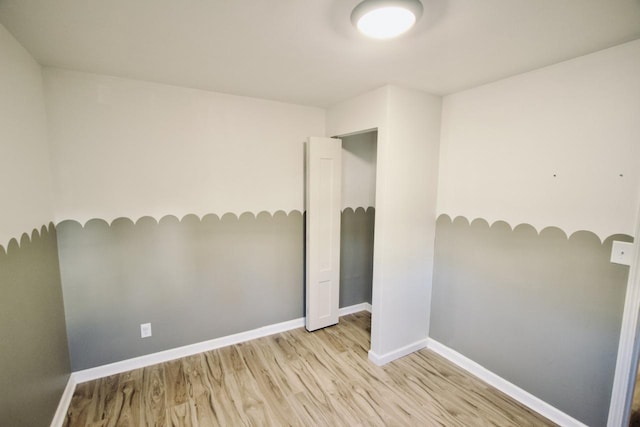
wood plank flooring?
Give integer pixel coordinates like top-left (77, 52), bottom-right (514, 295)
top-left (63, 312), bottom-right (556, 426)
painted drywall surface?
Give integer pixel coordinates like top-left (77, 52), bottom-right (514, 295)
top-left (57, 211), bottom-right (304, 370)
top-left (430, 215), bottom-right (631, 426)
top-left (373, 86), bottom-right (441, 355)
top-left (341, 131), bottom-right (377, 210)
top-left (0, 225), bottom-right (70, 426)
top-left (326, 86), bottom-right (387, 138)
top-left (0, 23), bottom-right (69, 425)
top-left (437, 39), bottom-right (640, 239)
top-left (43, 68), bottom-right (325, 224)
top-left (327, 85), bottom-right (442, 358)
top-left (340, 208), bottom-right (375, 308)
top-left (0, 24), bottom-right (54, 247)
top-left (433, 40), bottom-right (640, 423)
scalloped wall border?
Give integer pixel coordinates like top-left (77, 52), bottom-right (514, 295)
top-left (58, 210), bottom-right (304, 229)
top-left (54, 206), bottom-right (375, 229)
top-left (0, 223), bottom-right (57, 255)
top-left (55, 210), bottom-right (304, 232)
top-left (4, 209), bottom-right (627, 254)
top-left (437, 213), bottom-right (634, 245)
top-left (1, 207), bottom-right (376, 254)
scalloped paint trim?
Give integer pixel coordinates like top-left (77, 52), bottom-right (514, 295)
top-left (342, 206), bottom-right (375, 215)
top-left (437, 213), bottom-right (633, 245)
top-left (1, 208), bottom-right (378, 252)
top-left (56, 210), bottom-right (305, 230)
top-left (55, 207), bottom-right (375, 229)
top-left (0, 222), bottom-right (57, 255)
top-left (2, 209), bottom-right (623, 253)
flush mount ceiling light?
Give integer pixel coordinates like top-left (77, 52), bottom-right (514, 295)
top-left (351, 0), bottom-right (423, 39)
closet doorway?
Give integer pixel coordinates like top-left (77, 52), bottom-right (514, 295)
top-left (338, 130), bottom-right (377, 321)
top-left (305, 130), bottom-right (377, 343)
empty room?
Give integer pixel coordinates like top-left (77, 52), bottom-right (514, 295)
top-left (1, 1), bottom-right (640, 426)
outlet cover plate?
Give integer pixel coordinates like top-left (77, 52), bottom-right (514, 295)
top-left (140, 323), bottom-right (152, 338)
top-left (611, 241), bottom-right (634, 266)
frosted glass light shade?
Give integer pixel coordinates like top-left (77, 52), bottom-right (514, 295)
top-left (351, 0), bottom-right (423, 39)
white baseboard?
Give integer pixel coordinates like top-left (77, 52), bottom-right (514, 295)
top-left (73, 316), bottom-right (306, 384)
top-left (368, 338), bottom-right (429, 366)
top-left (339, 302), bottom-right (372, 316)
top-left (427, 338), bottom-right (588, 427)
top-left (52, 303), bottom-right (372, 425)
top-left (51, 310), bottom-right (586, 427)
top-left (50, 374), bottom-right (76, 427)
top-left (73, 303), bottom-right (372, 384)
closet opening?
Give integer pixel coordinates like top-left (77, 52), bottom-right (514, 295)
top-left (338, 129), bottom-right (377, 341)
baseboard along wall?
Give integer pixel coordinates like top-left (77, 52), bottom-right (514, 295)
top-left (426, 338), bottom-right (588, 427)
top-left (50, 303), bottom-right (372, 427)
top-left (49, 375), bottom-right (77, 427)
top-left (51, 304), bottom-right (583, 427)
top-left (368, 339), bottom-right (429, 366)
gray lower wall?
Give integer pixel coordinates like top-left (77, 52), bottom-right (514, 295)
top-left (430, 214), bottom-right (632, 427)
top-left (58, 208), bottom-right (375, 371)
top-left (58, 212), bottom-right (304, 371)
top-left (0, 225), bottom-right (70, 426)
top-left (340, 207), bottom-right (374, 308)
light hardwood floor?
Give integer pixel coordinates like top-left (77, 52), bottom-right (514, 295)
top-left (63, 311), bottom-right (556, 426)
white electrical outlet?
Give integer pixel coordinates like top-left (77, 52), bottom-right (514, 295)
top-left (611, 241), bottom-right (634, 266)
top-left (140, 323), bottom-right (152, 338)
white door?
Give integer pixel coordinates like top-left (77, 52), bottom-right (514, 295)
top-left (305, 137), bottom-right (342, 331)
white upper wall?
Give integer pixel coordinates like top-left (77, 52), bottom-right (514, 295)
top-left (0, 24), bottom-right (54, 247)
top-left (326, 86), bottom-right (386, 138)
top-left (437, 39), bottom-right (640, 239)
top-left (341, 131), bottom-right (377, 210)
top-left (43, 68), bottom-right (325, 224)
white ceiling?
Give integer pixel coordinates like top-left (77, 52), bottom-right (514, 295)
top-left (1, 0), bottom-right (639, 107)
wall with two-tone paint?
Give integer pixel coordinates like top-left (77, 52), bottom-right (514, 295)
top-left (44, 68), bottom-right (326, 370)
top-left (44, 69), bottom-right (379, 371)
top-left (0, 24), bottom-right (70, 426)
top-left (431, 39), bottom-right (640, 426)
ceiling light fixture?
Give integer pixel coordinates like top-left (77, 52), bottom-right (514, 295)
top-left (351, 0), bottom-right (423, 40)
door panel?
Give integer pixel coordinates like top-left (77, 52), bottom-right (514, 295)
top-left (306, 137), bottom-right (342, 331)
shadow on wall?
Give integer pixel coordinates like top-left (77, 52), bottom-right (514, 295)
top-left (430, 214), bottom-right (632, 427)
top-left (0, 224), bottom-right (70, 426)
